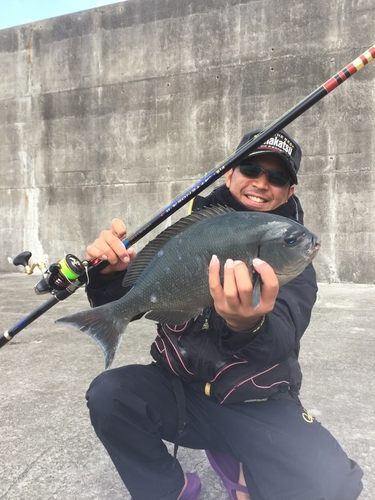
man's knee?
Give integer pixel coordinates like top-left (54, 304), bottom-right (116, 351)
top-left (305, 455), bottom-right (363, 500)
top-left (86, 366), bottom-right (137, 412)
top-left (330, 459), bottom-right (363, 500)
top-left (86, 370), bottom-right (120, 417)
top-left (86, 365), bottom-right (155, 420)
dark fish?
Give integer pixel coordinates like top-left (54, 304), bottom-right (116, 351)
top-left (56, 206), bottom-right (320, 368)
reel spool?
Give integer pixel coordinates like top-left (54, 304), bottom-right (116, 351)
top-left (45, 254), bottom-right (86, 292)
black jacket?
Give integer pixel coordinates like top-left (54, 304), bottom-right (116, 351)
top-left (86, 185), bottom-right (318, 403)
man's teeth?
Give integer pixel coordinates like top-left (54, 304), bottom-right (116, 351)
top-left (247, 195), bottom-right (265, 203)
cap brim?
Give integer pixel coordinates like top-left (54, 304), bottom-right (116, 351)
top-left (247, 150), bottom-right (298, 185)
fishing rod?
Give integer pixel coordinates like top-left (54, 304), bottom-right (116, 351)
top-left (1, 44), bottom-right (374, 349)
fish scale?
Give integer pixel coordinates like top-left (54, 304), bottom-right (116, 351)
top-left (56, 206), bottom-right (320, 368)
top-left (127, 215), bottom-right (260, 311)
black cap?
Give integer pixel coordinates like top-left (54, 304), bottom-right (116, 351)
top-left (237, 129), bottom-right (302, 185)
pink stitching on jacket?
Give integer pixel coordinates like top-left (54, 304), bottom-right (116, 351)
top-left (165, 322), bottom-right (190, 332)
top-left (159, 327), bottom-right (195, 376)
top-left (220, 364), bottom-right (289, 404)
top-left (210, 359), bottom-right (248, 382)
top-left (153, 336), bottom-right (180, 376)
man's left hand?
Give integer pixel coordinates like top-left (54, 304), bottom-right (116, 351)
top-left (208, 255), bottom-right (279, 332)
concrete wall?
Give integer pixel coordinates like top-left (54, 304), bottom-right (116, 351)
top-left (0, 0), bottom-right (374, 282)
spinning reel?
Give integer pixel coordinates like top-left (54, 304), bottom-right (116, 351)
top-left (13, 251), bottom-right (87, 295)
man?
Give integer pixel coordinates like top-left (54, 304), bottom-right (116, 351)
top-left (85, 130), bottom-right (363, 500)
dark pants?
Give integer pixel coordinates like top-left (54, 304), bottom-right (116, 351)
top-left (86, 364), bottom-right (363, 500)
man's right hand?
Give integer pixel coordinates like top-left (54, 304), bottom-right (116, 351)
top-left (86, 218), bottom-right (137, 274)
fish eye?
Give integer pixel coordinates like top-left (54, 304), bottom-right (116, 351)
top-left (284, 231), bottom-right (304, 245)
top-left (284, 236), bottom-right (296, 245)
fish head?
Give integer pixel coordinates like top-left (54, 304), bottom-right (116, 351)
top-left (257, 220), bottom-right (320, 284)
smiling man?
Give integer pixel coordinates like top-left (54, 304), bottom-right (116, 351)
top-left (84, 129), bottom-right (363, 500)
top-left (192, 129), bottom-right (302, 223)
top-left (225, 155), bottom-right (294, 211)
top-left (224, 129), bottom-right (298, 214)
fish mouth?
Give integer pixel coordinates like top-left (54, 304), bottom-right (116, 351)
top-left (307, 236), bottom-right (321, 256)
top-left (276, 236), bottom-right (321, 280)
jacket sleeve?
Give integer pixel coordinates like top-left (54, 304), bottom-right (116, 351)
top-left (217, 263), bottom-right (318, 368)
top-left (85, 270), bottom-right (129, 307)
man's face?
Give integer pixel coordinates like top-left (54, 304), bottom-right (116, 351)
top-left (225, 154), bottom-right (295, 212)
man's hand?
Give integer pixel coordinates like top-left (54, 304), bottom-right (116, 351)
top-left (209, 255), bottom-right (279, 332)
top-left (86, 218), bottom-right (136, 274)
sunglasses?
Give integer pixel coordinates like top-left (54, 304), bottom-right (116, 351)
top-left (239, 162), bottom-right (291, 187)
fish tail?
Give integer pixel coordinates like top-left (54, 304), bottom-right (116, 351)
top-left (56, 303), bottom-right (131, 369)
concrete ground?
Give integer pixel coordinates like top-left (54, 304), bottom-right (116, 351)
top-left (0, 272), bottom-right (373, 499)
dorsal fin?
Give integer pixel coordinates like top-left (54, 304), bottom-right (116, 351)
top-left (122, 205), bottom-right (233, 288)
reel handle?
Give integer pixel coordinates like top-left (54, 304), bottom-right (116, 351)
top-left (13, 251), bottom-right (45, 276)
top-left (13, 251), bottom-right (32, 268)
